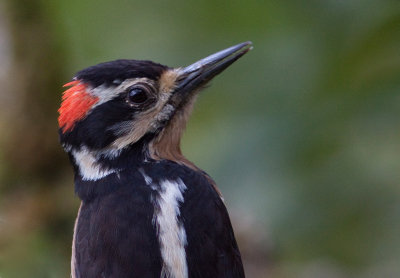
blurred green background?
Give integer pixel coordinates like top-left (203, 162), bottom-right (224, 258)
top-left (1, 0), bottom-right (400, 277)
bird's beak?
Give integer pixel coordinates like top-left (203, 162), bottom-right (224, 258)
top-left (171, 41), bottom-right (253, 105)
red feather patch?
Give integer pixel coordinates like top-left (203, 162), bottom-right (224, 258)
top-left (58, 80), bottom-right (99, 133)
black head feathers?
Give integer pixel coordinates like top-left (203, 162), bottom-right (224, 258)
top-left (76, 60), bottom-right (169, 88)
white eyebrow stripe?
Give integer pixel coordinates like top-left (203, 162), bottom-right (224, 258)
top-left (89, 77), bottom-right (156, 108)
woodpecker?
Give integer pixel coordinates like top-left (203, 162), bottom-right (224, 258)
top-left (58, 41), bottom-right (252, 278)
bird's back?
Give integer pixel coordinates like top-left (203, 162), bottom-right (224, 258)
top-left (73, 160), bottom-right (244, 278)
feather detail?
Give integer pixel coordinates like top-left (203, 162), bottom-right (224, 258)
top-left (58, 81), bottom-right (99, 133)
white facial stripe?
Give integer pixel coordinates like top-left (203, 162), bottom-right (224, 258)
top-left (71, 146), bottom-right (117, 181)
top-left (90, 84), bottom-right (117, 107)
top-left (84, 77), bottom-right (174, 150)
top-left (82, 74), bottom-right (180, 151)
top-left (153, 179), bottom-right (188, 278)
top-left (110, 96), bottom-right (174, 150)
top-left (107, 120), bottom-right (134, 136)
top-left (90, 78), bottom-right (156, 108)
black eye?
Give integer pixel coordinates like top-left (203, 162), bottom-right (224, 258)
top-left (127, 87), bottom-right (148, 105)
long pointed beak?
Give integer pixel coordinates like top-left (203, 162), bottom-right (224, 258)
top-left (173, 41), bottom-right (253, 102)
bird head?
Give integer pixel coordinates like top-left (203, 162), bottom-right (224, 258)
top-left (58, 42), bottom-right (252, 177)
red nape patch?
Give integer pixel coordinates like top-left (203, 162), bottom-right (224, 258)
top-left (58, 80), bottom-right (99, 133)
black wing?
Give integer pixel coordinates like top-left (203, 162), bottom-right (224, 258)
top-left (180, 170), bottom-right (245, 278)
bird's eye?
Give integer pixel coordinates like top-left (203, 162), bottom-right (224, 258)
top-left (127, 87), bottom-right (149, 105)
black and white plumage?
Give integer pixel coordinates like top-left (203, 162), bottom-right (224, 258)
top-left (58, 42), bottom-right (252, 278)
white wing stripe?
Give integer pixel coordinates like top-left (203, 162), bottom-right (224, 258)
top-left (154, 179), bottom-right (188, 278)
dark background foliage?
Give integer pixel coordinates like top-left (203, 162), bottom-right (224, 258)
top-left (0, 0), bottom-right (400, 277)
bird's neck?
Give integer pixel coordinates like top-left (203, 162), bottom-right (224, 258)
top-left (68, 137), bottom-right (154, 201)
top-left (67, 133), bottom-right (219, 202)
top-left (68, 135), bottom-right (150, 180)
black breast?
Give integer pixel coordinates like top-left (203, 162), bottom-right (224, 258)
top-left (74, 170), bottom-right (162, 278)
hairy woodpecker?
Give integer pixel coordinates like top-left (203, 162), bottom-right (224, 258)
top-left (58, 41), bottom-right (252, 278)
